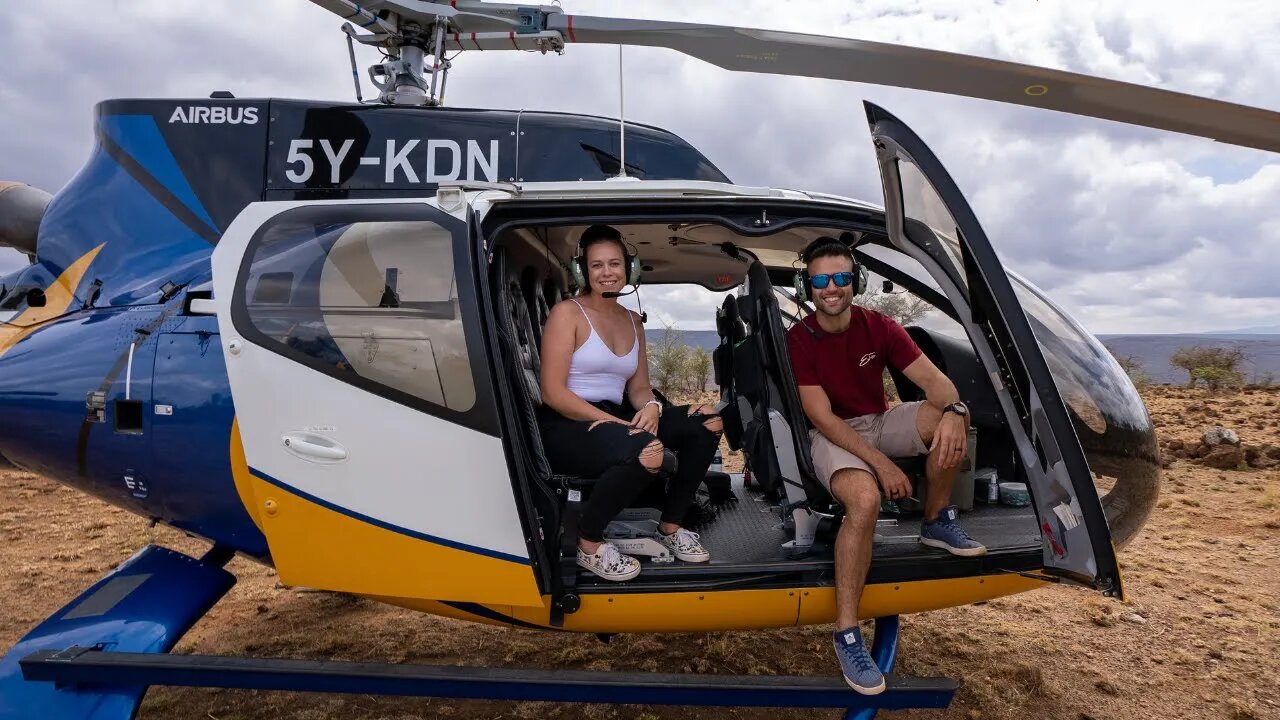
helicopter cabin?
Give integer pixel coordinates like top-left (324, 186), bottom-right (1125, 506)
top-left (192, 102), bottom-right (1161, 631)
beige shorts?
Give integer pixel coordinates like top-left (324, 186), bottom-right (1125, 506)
top-left (809, 401), bottom-right (929, 491)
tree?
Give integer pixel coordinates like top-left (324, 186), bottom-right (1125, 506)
top-left (690, 347), bottom-right (712, 392)
top-left (1106, 345), bottom-right (1152, 389)
top-left (1193, 365), bottom-right (1245, 391)
top-left (853, 286), bottom-right (933, 327)
top-left (648, 323), bottom-right (692, 394)
top-left (1170, 344), bottom-right (1248, 390)
top-left (1170, 345), bottom-right (1207, 388)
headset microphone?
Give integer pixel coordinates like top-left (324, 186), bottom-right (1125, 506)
top-left (601, 284), bottom-right (648, 323)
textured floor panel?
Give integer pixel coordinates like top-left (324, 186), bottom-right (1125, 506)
top-left (600, 486), bottom-right (1041, 576)
top-left (871, 501), bottom-right (1040, 560)
top-left (686, 486), bottom-right (794, 566)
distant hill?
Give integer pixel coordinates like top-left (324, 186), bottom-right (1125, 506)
top-left (646, 329), bottom-right (720, 353)
top-left (1202, 324), bottom-right (1280, 336)
top-left (649, 329), bottom-right (1280, 385)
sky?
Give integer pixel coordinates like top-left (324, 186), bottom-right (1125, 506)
top-left (1, 0), bottom-right (1278, 334)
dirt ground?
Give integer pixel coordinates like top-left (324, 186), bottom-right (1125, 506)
top-left (1, 386), bottom-right (1278, 719)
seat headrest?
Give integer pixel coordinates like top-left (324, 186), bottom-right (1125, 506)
top-left (746, 261), bottom-right (772, 295)
top-left (717, 295), bottom-right (745, 343)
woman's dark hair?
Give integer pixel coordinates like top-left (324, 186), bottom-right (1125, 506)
top-left (579, 224), bottom-right (627, 257)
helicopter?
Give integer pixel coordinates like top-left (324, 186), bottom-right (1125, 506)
top-left (2, 1), bottom-right (1277, 718)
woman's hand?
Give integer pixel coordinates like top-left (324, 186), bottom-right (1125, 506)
top-left (630, 403), bottom-right (661, 435)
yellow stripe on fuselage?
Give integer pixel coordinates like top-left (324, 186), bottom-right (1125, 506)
top-left (228, 419), bottom-right (542, 607)
top-left (0, 244), bottom-right (105, 358)
top-left (375, 573), bottom-right (1048, 634)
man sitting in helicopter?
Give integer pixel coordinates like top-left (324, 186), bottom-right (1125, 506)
top-left (787, 236), bottom-right (987, 694)
top-left (538, 225), bottom-right (722, 581)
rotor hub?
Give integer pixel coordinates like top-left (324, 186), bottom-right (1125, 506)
top-left (333, 1), bottom-right (564, 107)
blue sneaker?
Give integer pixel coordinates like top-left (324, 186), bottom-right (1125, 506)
top-left (920, 505), bottom-right (987, 557)
top-left (832, 627), bottom-right (885, 695)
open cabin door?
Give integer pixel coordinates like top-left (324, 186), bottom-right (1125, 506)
top-left (865, 103), bottom-right (1122, 597)
top-left (211, 199), bottom-right (542, 607)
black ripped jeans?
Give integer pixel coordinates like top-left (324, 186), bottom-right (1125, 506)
top-left (540, 400), bottom-right (722, 543)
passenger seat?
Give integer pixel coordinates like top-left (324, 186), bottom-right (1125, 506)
top-left (491, 248), bottom-right (675, 622)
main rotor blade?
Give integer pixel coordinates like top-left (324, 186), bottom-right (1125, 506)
top-left (551, 15), bottom-right (1280, 153)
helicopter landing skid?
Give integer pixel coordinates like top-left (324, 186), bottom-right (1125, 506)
top-left (0, 544), bottom-right (236, 720)
top-left (3, 546), bottom-right (956, 719)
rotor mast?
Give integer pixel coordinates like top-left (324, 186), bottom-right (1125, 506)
top-left (320, 0), bottom-right (564, 107)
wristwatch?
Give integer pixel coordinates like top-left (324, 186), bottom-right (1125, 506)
top-left (942, 402), bottom-right (968, 418)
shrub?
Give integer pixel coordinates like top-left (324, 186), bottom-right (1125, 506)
top-left (648, 323), bottom-right (692, 394)
top-left (853, 286), bottom-right (933, 327)
top-left (1170, 344), bottom-right (1248, 390)
top-left (690, 347), bottom-right (712, 392)
top-left (1106, 345), bottom-right (1152, 389)
top-left (1193, 365), bottom-right (1244, 392)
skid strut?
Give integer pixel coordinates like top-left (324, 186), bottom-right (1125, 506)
top-left (19, 616), bottom-right (950, 719)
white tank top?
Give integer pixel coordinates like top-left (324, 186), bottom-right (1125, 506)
top-left (566, 300), bottom-right (639, 405)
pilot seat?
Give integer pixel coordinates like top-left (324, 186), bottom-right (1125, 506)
top-left (714, 261), bottom-right (843, 550)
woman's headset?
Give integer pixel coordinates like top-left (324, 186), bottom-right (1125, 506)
top-left (793, 234), bottom-right (867, 302)
top-left (570, 225), bottom-right (642, 292)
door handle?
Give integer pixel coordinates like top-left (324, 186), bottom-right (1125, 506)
top-left (281, 432), bottom-right (348, 462)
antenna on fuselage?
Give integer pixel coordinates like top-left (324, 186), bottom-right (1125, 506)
top-left (617, 45), bottom-right (628, 178)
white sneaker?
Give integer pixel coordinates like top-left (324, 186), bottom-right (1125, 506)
top-left (657, 527), bottom-right (711, 563)
top-left (577, 542), bottom-right (641, 581)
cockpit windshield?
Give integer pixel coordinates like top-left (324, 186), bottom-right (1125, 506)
top-left (1009, 273), bottom-right (1160, 542)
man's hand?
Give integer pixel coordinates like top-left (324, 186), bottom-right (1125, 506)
top-left (874, 458), bottom-right (913, 501)
top-left (630, 404), bottom-right (660, 435)
top-left (930, 412), bottom-right (968, 469)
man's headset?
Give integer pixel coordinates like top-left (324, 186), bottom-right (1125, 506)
top-left (570, 225), bottom-right (642, 295)
top-left (793, 234), bottom-right (867, 302)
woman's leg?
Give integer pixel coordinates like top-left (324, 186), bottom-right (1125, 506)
top-left (578, 435), bottom-right (665, 544)
top-left (655, 403), bottom-right (723, 531)
top-left (540, 412), bottom-right (664, 547)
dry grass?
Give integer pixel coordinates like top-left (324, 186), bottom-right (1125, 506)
top-left (1, 386), bottom-right (1278, 719)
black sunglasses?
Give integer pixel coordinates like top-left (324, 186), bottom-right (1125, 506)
top-left (810, 272), bottom-right (854, 289)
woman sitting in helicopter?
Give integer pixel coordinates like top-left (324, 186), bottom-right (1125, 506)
top-left (539, 224), bottom-right (723, 581)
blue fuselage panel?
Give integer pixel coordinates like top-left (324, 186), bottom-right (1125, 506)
top-left (0, 306), bottom-right (269, 558)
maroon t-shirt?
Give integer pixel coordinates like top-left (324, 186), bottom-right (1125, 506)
top-left (787, 308), bottom-right (923, 418)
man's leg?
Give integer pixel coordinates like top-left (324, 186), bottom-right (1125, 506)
top-left (828, 466), bottom-right (889, 695)
top-left (829, 467), bottom-right (881, 630)
top-left (809, 429), bottom-right (889, 694)
top-left (914, 402), bottom-right (961, 522)
top-left (908, 403), bottom-right (986, 557)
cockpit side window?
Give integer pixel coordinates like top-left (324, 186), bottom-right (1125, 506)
top-left (237, 211), bottom-right (479, 417)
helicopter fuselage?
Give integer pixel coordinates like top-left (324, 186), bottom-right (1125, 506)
top-left (0, 98), bottom-right (1157, 635)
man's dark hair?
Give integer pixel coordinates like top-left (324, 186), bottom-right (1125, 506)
top-left (800, 235), bottom-right (854, 265)
top-left (579, 224), bottom-right (626, 256)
